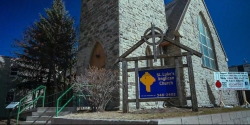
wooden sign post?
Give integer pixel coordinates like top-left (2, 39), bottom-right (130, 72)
top-left (122, 60), bottom-right (128, 113)
top-left (187, 53), bottom-right (198, 112)
top-left (214, 72), bottom-right (249, 107)
top-left (242, 90), bottom-right (249, 106)
top-left (117, 24), bottom-right (202, 113)
top-left (219, 90), bottom-right (225, 107)
top-left (6, 102), bottom-right (19, 125)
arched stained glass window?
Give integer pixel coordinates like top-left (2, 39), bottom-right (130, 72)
top-left (198, 15), bottom-right (216, 69)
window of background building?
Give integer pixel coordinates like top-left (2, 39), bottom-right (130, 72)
top-left (5, 91), bottom-right (15, 104)
top-left (198, 15), bottom-right (216, 69)
top-left (10, 67), bottom-right (18, 76)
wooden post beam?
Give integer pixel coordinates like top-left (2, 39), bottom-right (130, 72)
top-left (163, 36), bottom-right (202, 57)
top-left (135, 60), bottom-right (140, 109)
top-left (242, 90), bottom-right (250, 106)
top-left (122, 61), bottom-right (128, 113)
top-left (120, 53), bottom-right (187, 62)
top-left (175, 57), bottom-right (184, 106)
top-left (186, 53), bottom-right (198, 112)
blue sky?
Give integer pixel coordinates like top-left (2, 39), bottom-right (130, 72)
top-left (0, 0), bottom-right (249, 67)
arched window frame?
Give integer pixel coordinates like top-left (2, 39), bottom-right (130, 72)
top-left (89, 41), bottom-right (106, 68)
top-left (197, 14), bottom-right (217, 70)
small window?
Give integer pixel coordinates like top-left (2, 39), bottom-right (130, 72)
top-left (198, 15), bottom-right (216, 69)
top-left (10, 67), bottom-right (18, 76)
top-left (5, 91), bottom-right (15, 104)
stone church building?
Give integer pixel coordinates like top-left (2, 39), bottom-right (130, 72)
top-left (77, 0), bottom-right (239, 110)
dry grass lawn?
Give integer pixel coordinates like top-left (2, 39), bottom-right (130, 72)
top-left (64, 106), bottom-right (250, 120)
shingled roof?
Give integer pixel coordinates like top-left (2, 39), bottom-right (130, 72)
top-left (165, 0), bottom-right (190, 38)
top-left (164, 0), bottom-right (228, 59)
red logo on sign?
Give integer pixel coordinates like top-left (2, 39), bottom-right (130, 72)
top-left (215, 80), bottom-right (222, 88)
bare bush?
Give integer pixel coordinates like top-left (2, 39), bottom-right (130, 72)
top-left (73, 66), bottom-right (119, 112)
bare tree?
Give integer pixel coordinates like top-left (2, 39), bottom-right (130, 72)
top-left (73, 66), bottom-right (119, 112)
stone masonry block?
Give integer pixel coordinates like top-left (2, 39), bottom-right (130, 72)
top-left (234, 118), bottom-right (241, 124)
top-left (245, 111), bottom-right (250, 117)
top-left (236, 111), bottom-right (242, 119)
top-left (219, 122), bottom-right (227, 124)
top-left (240, 118), bottom-right (248, 124)
top-left (157, 118), bottom-right (182, 124)
top-left (229, 112), bottom-right (237, 120)
top-left (247, 117), bottom-right (250, 123)
top-left (198, 115), bottom-right (212, 124)
top-left (247, 111), bottom-right (250, 117)
top-left (246, 111), bottom-right (249, 117)
top-left (181, 116), bottom-right (199, 124)
top-left (211, 113), bottom-right (222, 124)
top-left (226, 120), bottom-right (234, 124)
top-left (241, 111), bottom-right (248, 118)
top-left (220, 113), bottom-right (230, 122)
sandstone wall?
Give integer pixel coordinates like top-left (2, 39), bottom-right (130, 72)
top-left (178, 0), bottom-right (238, 106)
top-left (77, 0), bottom-right (119, 75)
top-left (118, 0), bottom-right (167, 110)
top-left (77, 0), bottom-right (120, 110)
top-left (77, 0), bottom-right (167, 110)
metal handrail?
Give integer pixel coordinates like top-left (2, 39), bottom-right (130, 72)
top-left (46, 90), bottom-right (64, 98)
top-left (76, 94), bottom-right (90, 108)
top-left (44, 90), bottom-right (64, 106)
top-left (56, 84), bottom-right (74, 117)
top-left (16, 85), bottom-right (46, 125)
top-left (56, 84), bottom-right (93, 117)
top-left (75, 84), bottom-right (92, 107)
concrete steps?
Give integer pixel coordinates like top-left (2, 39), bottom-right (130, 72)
top-left (19, 121), bottom-right (51, 125)
top-left (26, 116), bottom-right (52, 121)
top-left (18, 107), bottom-right (73, 125)
top-left (32, 111), bottom-right (70, 116)
top-left (36, 107), bottom-right (73, 112)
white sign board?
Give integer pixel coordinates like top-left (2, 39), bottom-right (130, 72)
top-left (243, 64), bottom-right (250, 74)
top-left (214, 72), bottom-right (250, 90)
top-left (5, 102), bottom-right (19, 109)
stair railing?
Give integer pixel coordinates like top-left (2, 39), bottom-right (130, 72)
top-left (56, 84), bottom-right (75, 117)
top-left (76, 85), bottom-right (92, 108)
top-left (56, 84), bottom-right (92, 117)
top-left (44, 90), bottom-right (64, 106)
top-left (16, 85), bottom-right (46, 125)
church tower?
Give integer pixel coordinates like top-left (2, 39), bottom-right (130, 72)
top-left (77, 0), bottom-right (167, 110)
